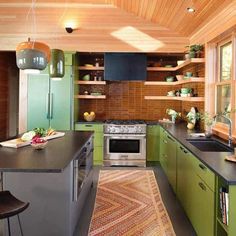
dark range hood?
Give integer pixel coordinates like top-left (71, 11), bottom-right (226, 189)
top-left (104, 53), bottom-right (147, 81)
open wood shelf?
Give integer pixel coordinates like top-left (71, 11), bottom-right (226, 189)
top-left (147, 58), bottom-right (205, 72)
top-left (74, 95), bottom-right (106, 99)
top-left (78, 66), bottom-right (104, 70)
top-left (144, 96), bottom-right (204, 102)
top-left (144, 77), bottom-right (204, 85)
top-left (74, 81), bottom-right (106, 85)
top-left (217, 217), bottom-right (228, 233)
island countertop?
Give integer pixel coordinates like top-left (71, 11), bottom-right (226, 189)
top-left (0, 131), bottom-right (93, 173)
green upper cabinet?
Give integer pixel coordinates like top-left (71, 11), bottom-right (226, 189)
top-left (147, 125), bottom-right (160, 162)
top-left (27, 53), bottom-right (75, 130)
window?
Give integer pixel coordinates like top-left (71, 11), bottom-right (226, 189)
top-left (216, 40), bottom-right (233, 124)
top-left (206, 34), bottom-right (236, 140)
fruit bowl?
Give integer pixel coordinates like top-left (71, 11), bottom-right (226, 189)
top-left (31, 141), bottom-right (48, 150)
top-left (84, 112), bottom-right (95, 122)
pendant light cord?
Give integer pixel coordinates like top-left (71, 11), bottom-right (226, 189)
top-left (26, 0), bottom-right (37, 47)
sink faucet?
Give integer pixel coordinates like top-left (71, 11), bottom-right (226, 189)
top-left (214, 114), bottom-right (232, 146)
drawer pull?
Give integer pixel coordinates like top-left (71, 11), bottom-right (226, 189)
top-left (85, 125), bottom-right (92, 127)
top-left (167, 135), bottom-right (175, 142)
top-left (180, 146), bottom-right (188, 154)
top-left (199, 163), bottom-right (206, 171)
top-left (198, 182), bottom-right (207, 191)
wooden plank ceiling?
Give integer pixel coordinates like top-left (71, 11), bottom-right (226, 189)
top-left (0, 0), bottom-right (233, 52)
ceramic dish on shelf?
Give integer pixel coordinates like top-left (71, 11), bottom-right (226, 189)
top-left (165, 65), bottom-right (173, 68)
top-left (166, 76), bottom-right (174, 82)
top-left (82, 74), bottom-right (90, 81)
top-left (176, 75), bottom-right (184, 81)
top-left (177, 60), bottom-right (185, 66)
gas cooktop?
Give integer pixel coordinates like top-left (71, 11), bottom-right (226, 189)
top-left (104, 120), bottom-right (146, 125)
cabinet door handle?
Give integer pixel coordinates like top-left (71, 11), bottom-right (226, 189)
top-left (46, 93), bottom-right (50, 119)
top-left (199, 163), bottom-right (207, 171)
top-left (180, 146), bottom-right (188, 154)
top-left (167, 135), bottom-right (175, 142)
top-left (49, 93), bottom-right (53, 119)
top-left (198, 182), bottom-right (207, 191)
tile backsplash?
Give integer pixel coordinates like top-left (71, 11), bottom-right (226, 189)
top-left (78, 81), bottom-right (204, 121)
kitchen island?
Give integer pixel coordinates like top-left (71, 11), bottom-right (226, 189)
top-left (0, 131), bottom-right (94, 236)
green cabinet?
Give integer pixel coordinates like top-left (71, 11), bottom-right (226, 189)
top-left (75, 123), bottom-right (103, 165)
top-left (166, 134), bottom-right (177, 192)
top-left (160, 127), bottom-right (168, 173)
top-left (27, 54), bottom-right (74, 130)
top-left (159, 127), bottom-right (177, 192)
top-left (147, 125), bottom-right (160, 163)
top-left (177, 143), bottom-right (215, 236)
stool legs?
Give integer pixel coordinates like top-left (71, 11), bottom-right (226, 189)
top-left (17, 214), bottom-right (23, 236)
top-left (7, 218), bottom-right (11, 236)
top-left (6, 215), bottom-right (24, 236)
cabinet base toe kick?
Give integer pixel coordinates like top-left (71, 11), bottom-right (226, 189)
top-left (103, 159), bottom-right (146, 167)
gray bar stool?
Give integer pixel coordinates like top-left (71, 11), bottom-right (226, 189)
top-left (0, 191), bottom-right (29, 236)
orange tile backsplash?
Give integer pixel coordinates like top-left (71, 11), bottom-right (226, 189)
top-left (78, 81), bottom-right (205, 121)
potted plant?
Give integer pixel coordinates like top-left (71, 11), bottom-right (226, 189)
top-left (186, 44), bottom-right (203, 58)
top-left (186, 109), bottom-right (200, 129)
top-left (166, 109), bottom-right (181, 123)
top-left (200, 112), bottom-right (215, 137)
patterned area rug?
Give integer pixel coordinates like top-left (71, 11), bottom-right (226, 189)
top-left (88, 170), bottom-right (176, 236)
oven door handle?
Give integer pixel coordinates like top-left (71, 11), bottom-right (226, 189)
top-left (104, 134), bottom-right (146, 137)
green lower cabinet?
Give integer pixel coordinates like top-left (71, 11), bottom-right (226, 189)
top-left (160, 127), bottom-right (177, 192)
top-left (74, 123), bottom-right (104, 165)
top-left (147, 125), bottom-right (160, 163)
top-left (165, 134), bottom-right (177, 192)
top-left (93, 146), bottom-right (103, 166)
top-left (177, 143), bottom-right (215, 236)
top-left (188, 172), bottom-right (215, 236)
top-left (177, 145), bottom-right (193, 213)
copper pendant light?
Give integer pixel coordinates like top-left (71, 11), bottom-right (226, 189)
top-left (49, 49), bottom-right (65, 80)
top-left (16, 38), bottom-right (51, 74)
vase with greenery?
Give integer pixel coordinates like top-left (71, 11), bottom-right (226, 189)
top-left (166, 109), bottom-right (181, 123)
top-left (200, 112), bottom-right (215, 137)
top-left (186, 110), bottom-right (200, 129)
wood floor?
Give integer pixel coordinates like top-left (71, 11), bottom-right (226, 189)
top-left (75, 164), bottom-right (196, 236)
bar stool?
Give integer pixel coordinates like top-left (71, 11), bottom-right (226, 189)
top-left (0, 191), bottom-right (29, 236)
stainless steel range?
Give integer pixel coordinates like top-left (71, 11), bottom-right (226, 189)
top-left (103, 120), bottom-right (146, 167)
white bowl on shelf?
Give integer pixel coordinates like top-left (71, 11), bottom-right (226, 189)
top-left (176, 75), bottom-right (184, 81)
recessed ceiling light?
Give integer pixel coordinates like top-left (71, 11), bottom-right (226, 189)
top-left (187, 7), bottom-right (195, 13)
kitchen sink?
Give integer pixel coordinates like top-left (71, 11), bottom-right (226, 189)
top-left (186, 138), bottom-right (233, 152)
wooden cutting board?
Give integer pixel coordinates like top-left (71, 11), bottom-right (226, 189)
top-left (0, 132), bottom-right (65, 148)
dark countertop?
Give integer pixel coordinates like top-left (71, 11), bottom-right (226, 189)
top-left (0, 131), bottom-right (93, 173)
top-left (75, 121), bottom-right (104, 124)
top-left (160, 122), bottom-right (236, 184)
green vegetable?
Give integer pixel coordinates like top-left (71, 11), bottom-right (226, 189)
top-left (33, 127), bottom-right (46, 137)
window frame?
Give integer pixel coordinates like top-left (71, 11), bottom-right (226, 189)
top-left (206, 33), bottom-right (236, 140)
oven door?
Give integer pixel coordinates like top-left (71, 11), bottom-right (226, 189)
top-left (104, 134), bottom-right (146, 160)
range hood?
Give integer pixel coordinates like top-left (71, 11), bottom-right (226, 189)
top-left (104, 53), bottom-right (147, 81)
